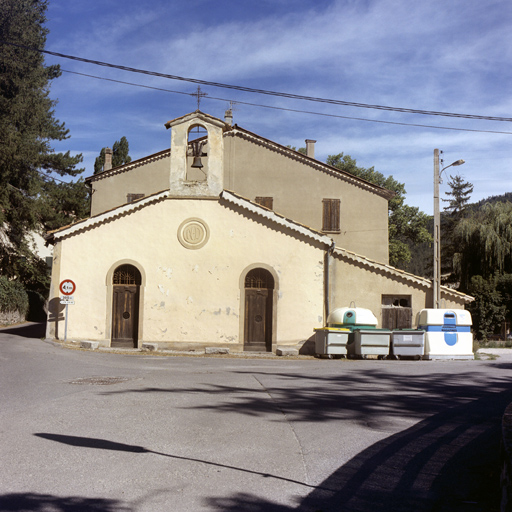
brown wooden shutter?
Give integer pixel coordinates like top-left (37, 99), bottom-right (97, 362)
top-left (127, 193), bottom-right (145, 203)
top-left (255, 197), bottom-right (273, 210)
top-left (322, 199), bottom-right (340, 232)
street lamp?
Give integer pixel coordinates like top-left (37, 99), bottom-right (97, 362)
top-left (433, 149), bottom-right (465, 309)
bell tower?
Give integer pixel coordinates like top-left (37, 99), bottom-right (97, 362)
top-left (165, 111), bottom-right (228, 197)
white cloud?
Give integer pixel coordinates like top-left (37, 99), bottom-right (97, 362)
top-left (44, 0), bottom-right (512, 210)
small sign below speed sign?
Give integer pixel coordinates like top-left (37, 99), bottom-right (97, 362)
top-left (60, 279), bottom-right (76, 296)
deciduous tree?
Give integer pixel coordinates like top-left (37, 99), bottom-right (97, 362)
top-left (94, 136), bottom-right (132, 174)
top-left (327, 153), bottom-right (431, 268)
top-left (454, 201), bottom-right (512, 290)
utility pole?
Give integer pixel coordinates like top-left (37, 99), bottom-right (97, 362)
top-left (433, 149), bottom-right (465, 309)
top-left (433, 149), bottom-right (441, 309)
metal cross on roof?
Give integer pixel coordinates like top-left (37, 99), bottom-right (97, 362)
top-left (193, 86), bottom-right (208, 111)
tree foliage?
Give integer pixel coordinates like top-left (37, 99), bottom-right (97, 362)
top-left (94, 136), bottom-right (132, 174)
top-left (286, 145), bottom-right (307, 155)
top-left (0, 0), bottom-right (87, 294)
top-left (0, 275), bottom-right (29, 315)
top-left (467, 274), bottom-right (506, 341)
top-left (442, 173), bottom-right (474, 219)
top-left (440, 174), bottom-right (474, 281)
top-left (454, 201), bottom-right (512, 290)
top-left (326, 153), bottom-right (431, 268)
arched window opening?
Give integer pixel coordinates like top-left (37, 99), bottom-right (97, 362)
top-left (245, 268), bottom-right (274, 289)
top-left (113, 264), bottom-right (141, 285)
top-left (187, 124), bottom-right (208, 182)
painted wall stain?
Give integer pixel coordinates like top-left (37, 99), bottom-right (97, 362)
top-left (157, 266), bottom-right (173, 279)
top-left (158, 284), bottom-right (169, 296)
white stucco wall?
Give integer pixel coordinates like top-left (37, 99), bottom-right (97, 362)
top-left (47, 197), bottom-right (326, 348)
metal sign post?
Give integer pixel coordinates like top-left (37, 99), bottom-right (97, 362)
top-left (59, 280), bottom-right (76, 342)
top-left (64, 302), bottom-right (69, 342)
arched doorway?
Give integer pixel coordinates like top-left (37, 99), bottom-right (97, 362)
top-left (244, 268), bottom-right (274, 352)
top-left (111, 264), bottom-right (141, 348)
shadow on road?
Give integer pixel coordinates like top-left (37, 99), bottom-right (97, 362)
top-left (0, 493), bottom-right (131, 512)
top-left (203, 390), bottom-right (507, 511)
top-left (0, 321), bottom-right (46, 339)
top-left (34, 433), bottom-right (324, 491)
top-left (97, 368), bottom-right (510, 511)
top-left (33, 385), bottom-right (510, 510)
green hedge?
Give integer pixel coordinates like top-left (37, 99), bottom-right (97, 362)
top-left (0, 276), bottom-right (29, 316)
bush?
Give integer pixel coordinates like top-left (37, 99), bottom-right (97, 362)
top-left (0, 276), bottom-right (29, 317)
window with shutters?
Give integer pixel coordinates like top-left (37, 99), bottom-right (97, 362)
top-left (322, 198), bottom-right (340, 233)
top-left (127, 193), bottom-right (145, 203)
top-left (255, 197), bottom-right (273, 210)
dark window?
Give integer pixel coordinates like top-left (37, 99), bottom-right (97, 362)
top-left (113, 265), bottom-right (141, 285)
top-left (322, 199), bottom-right (340, 232)
top-left (245, 268), bottom-right (274, 289)
top-left (255, 197), bottom-right (273, 210)
top-left (127, 193), bottom-right (145, 203)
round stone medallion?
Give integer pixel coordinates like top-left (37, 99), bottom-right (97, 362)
top-left (178, 218), bottom-right (210, 250)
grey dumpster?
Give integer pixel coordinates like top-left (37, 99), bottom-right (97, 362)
top-left (314, 328), bottom-right (350, 357)
top-left (391, 330), bottom-right (425, 359)
top-left (348, 329), bottom-right (391, 358)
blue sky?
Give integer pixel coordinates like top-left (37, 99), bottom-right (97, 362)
top-left (44, 0), bottom-right (512, 214)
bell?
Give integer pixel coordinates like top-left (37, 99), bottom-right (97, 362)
top-left (191, 156), bottom-right (203, 169)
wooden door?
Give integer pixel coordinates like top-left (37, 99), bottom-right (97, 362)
top-left (112, 285), bottom-right (139, 347)
top-left (382, 307), bottom-right (412, 330)
top-left (244, 289), bottom-right (272, 352)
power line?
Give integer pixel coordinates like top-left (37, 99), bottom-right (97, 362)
top-left (61, 70), bottom-right (512, 136)
top-left (3, 40), bottom-right (512, 123)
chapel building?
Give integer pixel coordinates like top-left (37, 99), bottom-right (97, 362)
top-left (46, 110), bottom-right (471, 352)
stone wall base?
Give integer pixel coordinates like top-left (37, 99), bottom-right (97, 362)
top-left (0, 311), bottom-right (25, 326)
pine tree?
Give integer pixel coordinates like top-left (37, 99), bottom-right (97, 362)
top-left (94, 136), bottom-right (132, 174)
top-left (441, 174), bottom-right (474, 281)
top-left (443, 174), bottom-right (474, 218)
top-left (0, 0), bottom-right (86, 292)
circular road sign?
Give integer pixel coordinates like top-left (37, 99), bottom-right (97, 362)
top-left (60, 279), bottom-right (76, 296)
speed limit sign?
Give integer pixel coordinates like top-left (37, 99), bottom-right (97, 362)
top-left (60, 279), bottom-right (76, 296)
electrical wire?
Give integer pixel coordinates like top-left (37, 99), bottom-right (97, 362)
top-left (61, 69), bottom-right (512, 135)
top-left (3, 40), bottom-right (512, 123)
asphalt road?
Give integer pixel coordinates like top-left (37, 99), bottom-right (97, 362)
top-left (1, 323), bottom-right (511, 512)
